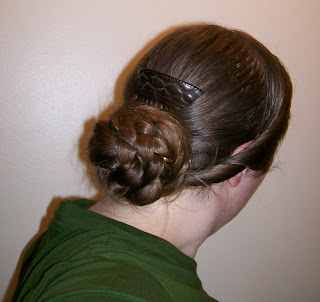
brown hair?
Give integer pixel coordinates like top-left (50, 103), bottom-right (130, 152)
top-left (89, 24), bottom-right (292, 205)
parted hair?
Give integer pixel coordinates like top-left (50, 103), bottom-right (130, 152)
top-left (89, 24), bottom-right (292, 206)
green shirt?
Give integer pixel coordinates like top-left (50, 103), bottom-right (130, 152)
top-left (13, 199), bottom-right (217, 301)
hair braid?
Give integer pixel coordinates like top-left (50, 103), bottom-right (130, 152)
top-left (89, 103), bottom-right (190, 205)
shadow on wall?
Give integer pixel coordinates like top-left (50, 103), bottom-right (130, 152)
top-left (3, 25), bottom-right (184, 302)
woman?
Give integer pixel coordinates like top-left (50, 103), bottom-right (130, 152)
top-left (13, 24), bottom-right (292, 301)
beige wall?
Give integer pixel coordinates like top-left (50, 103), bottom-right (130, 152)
top-left (1, 0), bottom-right (319, 301)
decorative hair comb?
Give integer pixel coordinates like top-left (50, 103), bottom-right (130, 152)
top-left (134, 68), bottom-right (204, 111)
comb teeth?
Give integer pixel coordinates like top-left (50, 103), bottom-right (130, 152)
top-left (134, 68), bottom-right (205, 112)
top-left (137, 94), bottom-right (166, 111)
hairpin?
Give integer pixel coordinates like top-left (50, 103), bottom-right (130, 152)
top-left (160, 155), bottom-right (173, 163)
top-left (134, 68), bottom-right (204, 111)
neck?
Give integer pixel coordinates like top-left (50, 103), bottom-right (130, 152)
top-left (89, 190), bottom-right (220, 258)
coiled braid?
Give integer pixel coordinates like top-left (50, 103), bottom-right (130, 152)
top-left (89, 104), bottom-right (190, 205)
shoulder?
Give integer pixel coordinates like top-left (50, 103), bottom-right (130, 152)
top-left (16, 258), bottom-right (175, 302)
top-left (16, 254), bottom-right (216, 301)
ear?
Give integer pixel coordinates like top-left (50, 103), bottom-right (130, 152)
top-left (227, 141), bottom-right (253, 188)
top-left (232, 141), bottom-right (253, 155)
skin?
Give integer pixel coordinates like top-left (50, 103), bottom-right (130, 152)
top-left (89, 168), bottom-right (265, 259)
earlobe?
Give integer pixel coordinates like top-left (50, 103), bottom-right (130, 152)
top-left (227, 170), bottom-right (244, 187)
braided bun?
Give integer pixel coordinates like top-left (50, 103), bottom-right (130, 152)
top-left (89, 103), bottom-right (190, 205)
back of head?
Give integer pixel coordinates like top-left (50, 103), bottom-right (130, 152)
top-left (89, 24), bottom-right (292, 206)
